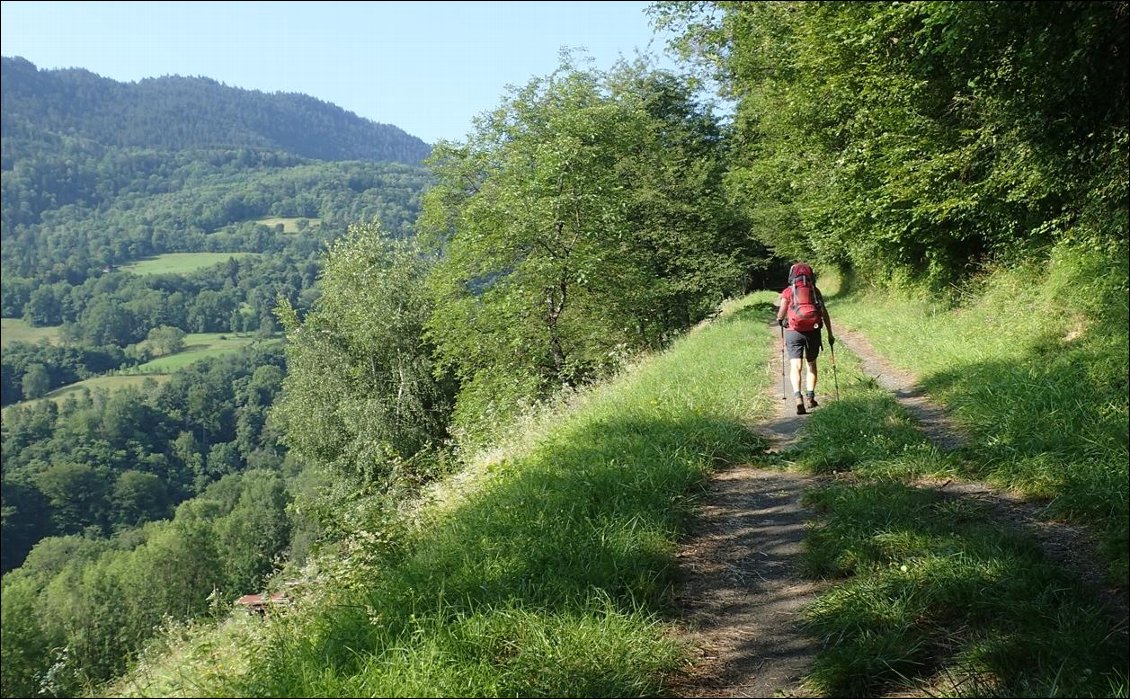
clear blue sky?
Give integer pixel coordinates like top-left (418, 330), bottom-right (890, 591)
top-left (1, 1), bottom-right (683, 144)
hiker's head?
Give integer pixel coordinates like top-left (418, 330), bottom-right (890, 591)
top-left (788, 263), bottom-right (815, 284)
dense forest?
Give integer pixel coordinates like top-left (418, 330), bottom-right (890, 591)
top-left (2, 1), bottom-right (1127, 697)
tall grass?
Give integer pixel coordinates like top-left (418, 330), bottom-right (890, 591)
top-left (786, 243), bottom-right (1130, 697)
top-left (827, 243), bottom-right (1129, 582)
top-left (802, 477), bottom-right (1128, 698)
top-left (107, 296), bottom-right (780, 698)
top-left (788, 337), bottom-right (1128, 697)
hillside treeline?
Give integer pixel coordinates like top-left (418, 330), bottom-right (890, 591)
top-left (1, 56), bottom-right (431, 163)
top-left (1, 151), bottom-right (429, 295)
top-left (0, 345), bottom-right (302, 693)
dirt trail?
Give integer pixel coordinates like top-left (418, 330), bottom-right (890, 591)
top-left (671, 322), bottom-right (1126, 698)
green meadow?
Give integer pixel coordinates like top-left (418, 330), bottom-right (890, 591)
top-left (131, 333), bottom-right (278, 373)
top-left (1, 318), bottom-right (61, 347)
top-left (254, 216), bottom-right (321, 233)
top-left (1, 374), bottom-right (171, 418)
top-left (3, 334), bottom-right (277, 417)
top-left (120, 252), bottom-right (257, 275)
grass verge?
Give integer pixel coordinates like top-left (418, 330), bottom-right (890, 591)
top-left (825, 244), bottom-right (1128, 583)
top-left (785, 244), bottom-right (1129, 697)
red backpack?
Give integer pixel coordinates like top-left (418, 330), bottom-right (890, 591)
top-left (786, 263), bottom-right (823, 332)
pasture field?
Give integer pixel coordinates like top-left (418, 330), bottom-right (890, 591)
top-left (1, 374), bottom-right (171, 418)
top-left (254, 216), bottom-right (322, 233)
top-left (3, 333), bottom-right (278, 418)
top-left (120, 252), bottom-right (257, 275)
top-left (1, 318), bottom-right (61, 347)
top-left (132, 333), bottom-right (280, 372)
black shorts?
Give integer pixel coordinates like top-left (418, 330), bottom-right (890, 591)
top-left (784, 328), bottom-right (821, 360)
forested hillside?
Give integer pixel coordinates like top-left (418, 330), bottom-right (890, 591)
top-left (2, 2), bottom-right (1127, 698)
top-left (1, 55), bottom-right (433, 405)
top-left (1, 56), bottom-right (431, 163)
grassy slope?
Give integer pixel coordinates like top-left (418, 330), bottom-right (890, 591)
top-left (254, 216), bottom-right (322, 233)
top-left (2, 334), bottom-right (274, 417)
top-left (105, 248), bottom-right (1128, 698)
top-left (0, 317), bottom-right (61, 347)
top-left (130, 333), bottom-right (277, 373)
top-left (107, 295), bottom-right (781, 698)
top-left (1, 375), bottom-right (172, 420)
top-left (118, 252), bottom-right (258, 275)
top-left (825, 245), bottom-right (1129, 579)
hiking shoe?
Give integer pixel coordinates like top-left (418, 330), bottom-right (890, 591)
top-left (805, 395), bottom-right (819, 410)
top-left (795, 401), bottom-right (806, 415)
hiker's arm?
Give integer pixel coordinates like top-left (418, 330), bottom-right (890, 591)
top-left (775, 294), bottom-right (788, 326)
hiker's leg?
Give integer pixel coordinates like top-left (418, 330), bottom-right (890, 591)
top-left (785, 330), bottom-right (809, 414)
top-left (789, 358), bottom-right (804, 394)
top-left (803, 331), bottom-right (821, 409)
top-left (805, 360), bottom-right (819, 392)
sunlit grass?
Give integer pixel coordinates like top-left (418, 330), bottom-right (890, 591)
top-left (1, 317), bottom-right (61, 347)
top-left (254, 216), bottom-right (322, 233)
top-left (130, 333), bottom-right (279, 373)
top-left (789, 244), bottom-right (1129, 697)
top-left (1, 374), bottom-right (171, 419)
top-left (119, 252), bottom-right (258, 275)
top-left (800, 474), bottom-right (1128, 698)
top-left (825, 245), bottom-right (1129, 583)
top-left (105, 297), bottom-right (781, 698)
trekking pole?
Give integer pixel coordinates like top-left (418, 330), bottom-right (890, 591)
top-left (829, 335), bottom-right (840, 400)
top-left (779, 322), bottom-right (787, 400)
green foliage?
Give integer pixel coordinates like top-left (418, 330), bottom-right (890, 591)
top-left (0, 469), bottom-right (296, 694)
top-left (420, 54), bottom-right (762, 445)
top-left (215, 470), bottom-right (292, 593)
top-left (2, 346), bottom-right (289, 576)
top-left (656, 1), bottom-right (1129, 288)
top-left (145, 325), bottom-right (187, 356)
top-left (0, 575), bottom-right (52, 698)
top-left (273, 220), bottom-right (454, 487)
top-left (19, 362), bottom-right (50, 399)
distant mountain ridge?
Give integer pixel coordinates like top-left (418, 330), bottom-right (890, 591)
top-left (1, 56), bottom-right (431, 165)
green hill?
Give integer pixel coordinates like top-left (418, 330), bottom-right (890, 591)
top-left (1, 56), bottom-right (431, 162)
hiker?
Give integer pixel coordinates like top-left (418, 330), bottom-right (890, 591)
top-left (775, 262), bottom-right (834, 415)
